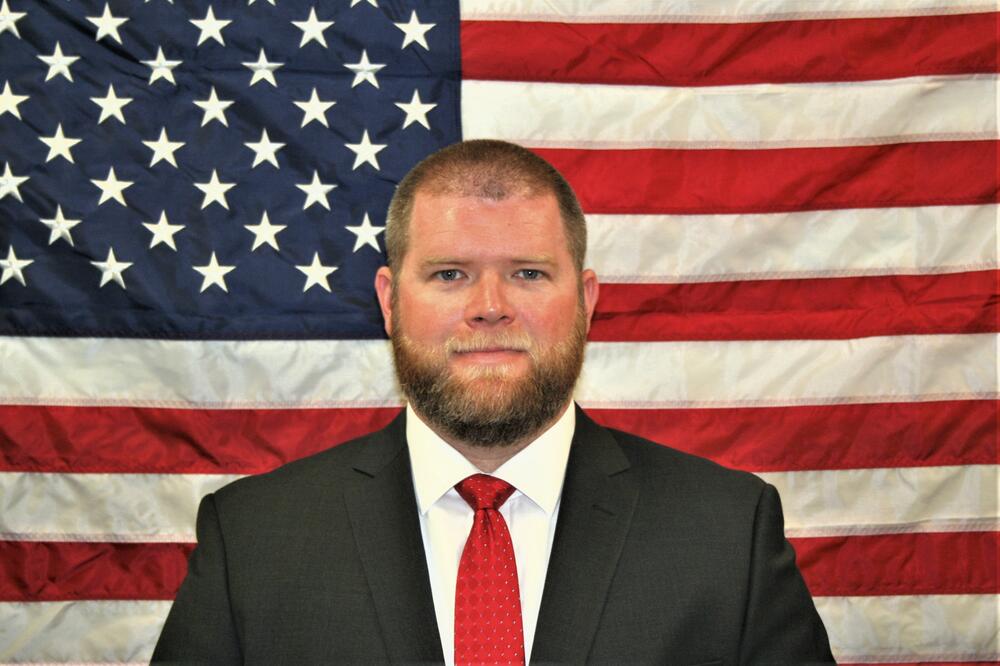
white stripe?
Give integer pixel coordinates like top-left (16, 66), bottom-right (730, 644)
top-left (0, 600), bottom-right (169, 663)
top-left (0, 472), bottom-right (240, 542)
top-left (460, 0), bottom-right (998, 22)
top-left (817, 594), bottom-right (999, 662)
top-left (762, 465), bottom-right (999, 537)
top-left (577, 334), bottom-right (997, 408)
top-left (587, 205), bottom-right (998, 282)
top-left (3, 466), bottom-right (995, 542)
top-left (463, 76), bottom-right (997, 149)
top-left (0, 334), bottom-right (995, 409)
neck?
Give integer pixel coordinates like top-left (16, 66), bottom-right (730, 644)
top-left (414, 401), bottom-right (572, 473)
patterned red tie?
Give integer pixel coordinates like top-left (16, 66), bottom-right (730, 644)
top-left (454, 474), bottom-right (526, 666)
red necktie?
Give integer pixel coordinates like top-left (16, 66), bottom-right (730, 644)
top-left (454, 474), bottom-right (526, 666)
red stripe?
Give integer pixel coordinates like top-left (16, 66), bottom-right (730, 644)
top-left (844, 663), bottom-right (1000, 666)
top-left (0, 406), bottom-right (401, 475)
top-left (461, 13), bottom-right (999, 86)
top-left (793, 531), bottom-right (999, 597)
top-left (587, 401), bottom-right (998, 472)
top-left (534, 141), bottom-right (999, 215)
top-left (2, 400), bottom-right (993, 475)
top-left (0, 541), bottom-right (193, 602)
top-left (592, 270), bottom-right (999, 341)
top-left (4, 532), bottom-right (993, 602)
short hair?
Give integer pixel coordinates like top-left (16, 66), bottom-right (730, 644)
top-left (385, 139), bottom-right (587, 271)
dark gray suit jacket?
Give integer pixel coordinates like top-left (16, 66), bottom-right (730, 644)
top-left (153, 407), bottom-right (834, 664)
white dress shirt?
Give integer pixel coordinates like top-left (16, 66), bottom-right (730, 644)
top-left (406, 402), bottom-right (575, 665)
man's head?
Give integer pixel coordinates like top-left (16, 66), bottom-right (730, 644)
top-left (375, 140), bottom-right (599, 448)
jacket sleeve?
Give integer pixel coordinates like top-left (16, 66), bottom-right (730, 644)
top-left (739, 483), bottom-right (837, 664)
top-left (151, 493), bottom-right (243, 664)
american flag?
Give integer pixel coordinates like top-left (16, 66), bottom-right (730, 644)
top-left (0, 0), bottom-right (997, 663)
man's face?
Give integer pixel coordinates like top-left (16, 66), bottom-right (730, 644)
top-left (374, 189), bottom-right (599, 446)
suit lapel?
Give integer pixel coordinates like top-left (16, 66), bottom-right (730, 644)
top-left (530, 407), bottom-right (639, 664)
top-left (343, 413), bottom-right (444, 663)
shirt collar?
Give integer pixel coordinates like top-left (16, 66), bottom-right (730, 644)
top-left (406, 402), bottom-right (575, 516)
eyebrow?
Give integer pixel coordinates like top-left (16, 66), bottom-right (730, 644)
top-left (419, 256), bottom-right (557, 267)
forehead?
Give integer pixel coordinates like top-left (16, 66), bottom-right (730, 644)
top-left (406, 190), bottom-right (570, 262)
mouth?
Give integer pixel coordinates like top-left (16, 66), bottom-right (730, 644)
top-left (451, 348), bottom-right (528, 364)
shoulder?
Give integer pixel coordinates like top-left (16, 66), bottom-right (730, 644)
top-left (587, 416), bottom-right (770, 513)
top-left (210, 412), bottom-right (405, 512)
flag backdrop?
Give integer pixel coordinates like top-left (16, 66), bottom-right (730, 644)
top-left (0, 0), bottom-right (997, 662)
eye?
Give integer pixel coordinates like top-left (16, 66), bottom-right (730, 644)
top-left (516, 269), bottom-right (544, 280)
top-left (434, 269), bottom-right (464, 281)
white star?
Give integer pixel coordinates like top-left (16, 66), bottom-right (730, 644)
top-left (0, 80), bottom-right (28, 119)
top-left (244, 129), bottom-right (284, 168)
top-left (395, 89), bottom-right (436, 130)
top-left (38, 42), bottom-right (80, 82)
top-left (292, 7), bottom-right (333, 47)
top-left (39, 123), bottom-right (81, 163)
top-left (296, 170), bottom-right (336, 210)
top-left (0, 0), bottom-right (25, 38)
top-left (0, 162), bottom-right (28, 201)
top-left (394, 11), bottom-right (434, 50)
top-left (0, 246), bottom-right (32, 286)
top-left (296, 252), bottom-right (337, 292)
top-left (345, 130), bottom-right (386, 170)
top-left (346, 212), bottom-right (384, 252)
top-left (91, 167), bottom-right (132, 206)
top-left (86, 3), bottom-right (128, 44)
top-left (142, 127), bottom-right (185, 167)
top-left (39, 205), bottom-right (81, 246)
top-left (344, 50), bottom-right (385, 89)
top-left (245, 211), bottom-right (286, 251)
top-left (90, 84), bottom-right (133, 124)
top-left (350, 0), bottom-right (377, 6)
top-left (293, 87), bottom-right (335, 128)
top-left (191, 6), bottom-right (231, 46)
top-left (90, 248), bottom-right (132, 289)
top-left (194, 169), bottom-right (235, 209)
top-left (194, 86), bottom-right (233, 126)
top-left (142, 47), bottom-right (181, 85)
top-left (193, 252), bottom-right (235, 293)
top-left (142, 211), bottom-right (184, 250)
top-left (242, 48), bottom-right (283, 87)
top-left (247, 0), bottom-right (275, 4)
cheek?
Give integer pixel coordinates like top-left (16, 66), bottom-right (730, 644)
top-left (397, 290), bottom-right (460, 340)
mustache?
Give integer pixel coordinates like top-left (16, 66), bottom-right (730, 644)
top-left (446, 332), bottom-right (532, 354)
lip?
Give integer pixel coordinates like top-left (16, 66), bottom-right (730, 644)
top-left (452, 349), bottom-right (526, 363)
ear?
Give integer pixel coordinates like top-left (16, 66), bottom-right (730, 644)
top-left (374, 266), bottom-right (394, 337)
top-left (580, 268), bottom-right (600, 334)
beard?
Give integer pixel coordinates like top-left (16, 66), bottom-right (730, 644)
top-left (391, 302), bottom-right (588, 448)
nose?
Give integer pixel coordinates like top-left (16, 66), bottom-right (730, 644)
top-left (465, 273), bottom-right (511, 327)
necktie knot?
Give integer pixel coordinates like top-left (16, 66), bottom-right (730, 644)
top-left (456, 473), bottom-right (516, 511)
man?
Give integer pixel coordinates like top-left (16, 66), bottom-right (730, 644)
top-left (153, 140), bottom-right (834, 664)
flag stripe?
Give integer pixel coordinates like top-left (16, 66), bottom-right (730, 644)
top-left (0, 405), bottom-right (401, 475)
top-left (587, 206), bottom-right (998, 283)
top-left (463, 76), bottom-right (998, 147)
top-left (588, 400), bottom-right (998, 473)
top-left (0, 600), bottom-right (171, 663)
top-left (592, 270), bottom-right (999, 341)
top-left (793, 531), bottom-right (999, 597)
top-left (2, 531), bottom-right (993, 604)
top-left (758, 465), bottom-right (998, 538)
top-left (815, 594), bottom-right (1000, 662)
top-left (461, 14), bottom-right (999, 86)
top-left (2, 400), bottom-right (994, 475)
top-left (459, 0), bottom-right (999, 22)
top-left (1, 334), bottom-right (993, 408)
top-left (1, 595), bottom-right (995, 663)
top-left (3, 466), bottom-right (994, 542)
top-left (534, 141), bottom-right (999, 215)
top-left (0, 541), bottom-right (193, 602)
